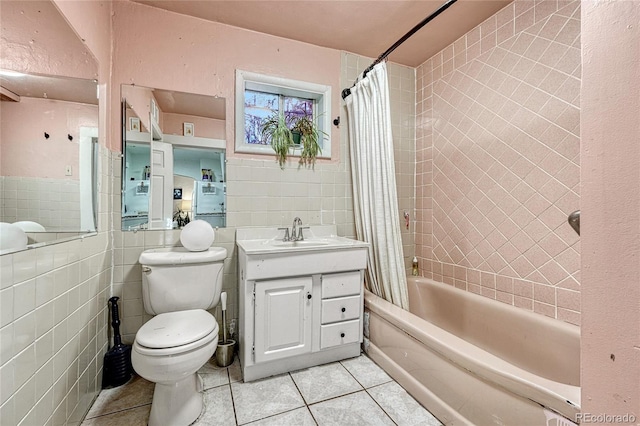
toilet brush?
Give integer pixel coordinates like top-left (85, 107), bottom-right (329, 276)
top-left (215, 292), bottom-right (235, 367)
top-left (221, 292), bottom-right (228, 344)
top-left (102, 297), bottom-right (132, 388)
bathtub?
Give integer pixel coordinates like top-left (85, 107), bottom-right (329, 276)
top-left (364, 277), bottom-right (580, 425)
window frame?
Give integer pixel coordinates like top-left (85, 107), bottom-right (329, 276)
top-left (235, 69), bottom-right (332, 158)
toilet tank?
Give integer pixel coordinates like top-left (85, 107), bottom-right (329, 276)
top-left (139, 247), bottom-right (227, 315)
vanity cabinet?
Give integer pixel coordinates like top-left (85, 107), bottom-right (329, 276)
top-left (236, 226), bottom-right (369, 382)
top-left (253, 276), bottom-right (313, 363)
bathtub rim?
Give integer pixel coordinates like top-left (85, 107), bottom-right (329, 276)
top-left (364, 281), bottom-right (581, 421)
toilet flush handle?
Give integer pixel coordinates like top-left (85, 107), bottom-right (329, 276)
top-left (142, 266), bottom-right (151, 273)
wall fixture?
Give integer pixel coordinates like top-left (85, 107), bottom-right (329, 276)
top-left (333, 116), bottom-right (340, 127)
top-left (44, 132), bottom-right (50, 139)
top-left (68, 134), bottom-right (73, 141)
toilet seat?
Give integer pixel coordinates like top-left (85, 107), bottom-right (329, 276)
top-left (134, 309), bottom-right (219, 357)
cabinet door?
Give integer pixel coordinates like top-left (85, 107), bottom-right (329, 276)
top-left (254, 276), bottom-right (313, 363)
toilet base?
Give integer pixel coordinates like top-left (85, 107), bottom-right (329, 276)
top-left (148, 373), bottom-right (203, 426)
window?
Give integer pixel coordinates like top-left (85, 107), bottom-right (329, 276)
top-left (235, 70), bottom-right (331, 157)
top-left (244, 90), bottom-right (314, 145)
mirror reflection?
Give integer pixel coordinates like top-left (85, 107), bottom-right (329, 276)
top-left (0, 0), bottom-right (99, 254)
top-left (121, 85), bottom-right (226, 230)
top-left (0, 72), bottom-right (99, 251)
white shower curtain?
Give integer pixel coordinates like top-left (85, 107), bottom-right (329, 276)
top-left (345, 62), bottom-right (409, 309)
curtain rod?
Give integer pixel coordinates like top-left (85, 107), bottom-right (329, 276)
top-left (341, 0), bottom-right (458, 100)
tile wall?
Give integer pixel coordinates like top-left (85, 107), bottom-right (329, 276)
top-left (1, 177), bottom-right (81, 230)
top-left (112, 54), bottom-right (415, 343)
top-left (416, 0), bottom-right (581, 325)
top-left (0, 146), bottom-right (112, 426)
top-left (341, 52), bottom-right (417, 269)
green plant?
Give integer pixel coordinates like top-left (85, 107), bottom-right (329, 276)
top-left (292, 115), bottom-right (326, 167)
top-left (260, 112), bottom-right (294, 169)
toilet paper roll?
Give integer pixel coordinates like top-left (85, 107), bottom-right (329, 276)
top-left (180, 220), bottom-right (215, 252)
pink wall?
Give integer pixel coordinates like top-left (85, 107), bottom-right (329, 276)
top-left (0, 97), bottom-right (98, 179)
top-left (109, 1), bottom-right (341, 159)
top-left (581, 0), bottom-right (640, 418)
top-left (415, 0), bottom-right (581, 326)
top-left (162, 114), bottom-right (225, 139)
top-left (0, 0), bottom-right (97, 79)
top-left (53, 0), bottom-right (113, 150)
top-left (122, 85), bottom-right (155, 133)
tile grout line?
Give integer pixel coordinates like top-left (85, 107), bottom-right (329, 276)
top-left (343, 354), bottom-right (444, 425)
top-left (362, 386), bottom-right (399, 426)
top-left (287, 371), bottom-right (320, 426)
top-left (84, 402), bottom-right (152, 420)
top-left (226, 365), bottom-right (240, 426)
top-left (339, 356), bottom-right (399, 426)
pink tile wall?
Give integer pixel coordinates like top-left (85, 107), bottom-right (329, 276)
top-left (416, 0), bottom-right (581, 325)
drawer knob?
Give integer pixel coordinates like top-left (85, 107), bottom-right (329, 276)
top-left (340, 332), bottom-right (345, 338)
top-left (307, 293), bottom-right (312, 300)
top-left (341, 307), bottom-right (346, 312)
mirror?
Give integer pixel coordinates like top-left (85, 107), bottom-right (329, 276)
top-left (0, 0), bottom-right (99, 254)
top-left (121, 85), bottom-right (226, 230)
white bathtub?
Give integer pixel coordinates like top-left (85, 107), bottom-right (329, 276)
top-left (364, 277), bottom-right (580, 425)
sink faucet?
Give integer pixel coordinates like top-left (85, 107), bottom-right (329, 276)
top-left (292, 217), bottom-right (303, 241)
top-left (279, 217), bottom-right (308, 242)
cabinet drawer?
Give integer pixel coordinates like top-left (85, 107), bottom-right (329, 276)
top-left (321, 271), bottom-right (361, 298)
top-left (320, 320), bottom-right (360, 349)
top-left (321, 296), bottom-right (361, 324)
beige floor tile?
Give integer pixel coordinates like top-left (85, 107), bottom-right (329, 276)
top-left (81, 355), bottom-right (442, 426)
top-left (368, 381), bottom-right (442, 426)
top-left (84, 375), bottom-right (154, 419)
top-left (309, 390), bottom-right (395, 425)
top-left (290, 362), bottom-right (362, 404)
top-left (244, 407), bottom-right (316, 425)
top-left (199, 358), bottom-right (231, 390)
top-left (193, 385), bottom-right (236, 426)
top-left (340, 354), bottom-right (392, 388)
top-left (231, 374), bottom-right (305, 425)
top-left (81, 405), bottom-right (150, 426)
top-left (228, 357), bottom-right (242, 384)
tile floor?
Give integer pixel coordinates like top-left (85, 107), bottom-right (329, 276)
top-left (82, 353), bottom-right (442, 426)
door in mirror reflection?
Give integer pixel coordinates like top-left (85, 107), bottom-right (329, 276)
top-left (121, 85), bottom-right (226, 230)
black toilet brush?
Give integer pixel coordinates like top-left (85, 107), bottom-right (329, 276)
top-left (102, 296), bottom-right (132, 388)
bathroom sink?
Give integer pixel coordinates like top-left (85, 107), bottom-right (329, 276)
top-left (236, 225), bottom-right (369, 255)
top-left (270, 240), bottom-right (331, 247)
top-left (236, 224), bottom-right (370, 283)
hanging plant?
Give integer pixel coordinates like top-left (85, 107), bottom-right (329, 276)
top-left (291, 114), bottom-right (326, 167)
top-left (261, 112), bottom-right (327, 168)
top-left (260, 112), bottom-right (294, 169)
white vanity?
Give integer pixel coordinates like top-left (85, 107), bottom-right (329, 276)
top-left (236, 225), bottom-right (369, 382)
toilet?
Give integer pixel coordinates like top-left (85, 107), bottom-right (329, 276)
top-left (132, 224), bottom-right (227, 426)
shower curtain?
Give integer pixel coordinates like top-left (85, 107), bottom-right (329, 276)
top-left (345, 62), bottom-right (409, 309)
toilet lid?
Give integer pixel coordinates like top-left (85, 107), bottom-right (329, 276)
top-left (136, 309), bottom-right (218, 349)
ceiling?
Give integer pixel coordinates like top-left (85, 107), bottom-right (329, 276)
top-left (153, 88), bottom-right (226, 120)
top-left (0, 73), bottom-right (98, 104)
top-left (133, 0), bottom-right (512, 67)
top-left (1, 0), bottom-right (98, 104)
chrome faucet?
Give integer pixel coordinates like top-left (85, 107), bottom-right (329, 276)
top-left (278, 217), bottom-right (309, 242)
top-left (277, 227), bottom-right (291, 241)
top-left (292, 217), bottom-right (303, 241)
